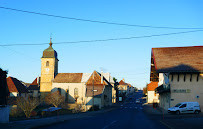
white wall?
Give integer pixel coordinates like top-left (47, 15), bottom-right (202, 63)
top-left (169, 73), bottom-right (203, 109)
top-left (52, 83), bottom-right (86, 104)
top-left (147, 91), bottom-right (159, 103)
top-left (10, 92), bottom-right (18, 97)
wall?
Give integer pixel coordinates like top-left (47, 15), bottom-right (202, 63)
top-left (169, 73), bottom-right (203, 109)
top-left (0, 106), bottom-right (9, 123)
top-left (147, 91), bottom-right (159, 103)
top-left (10, 92), bottom-right (18, 97)
top-left (86, 97), bottom-right (102, 110)
top-left (52, 82), bottom-right (86, 104)
top-left (159, 93), bottom-right (170, 110)
top-left (112, 87), bottom-right (116, 103)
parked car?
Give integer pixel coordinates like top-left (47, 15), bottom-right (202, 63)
top-left (168, 102), bottom-right (201, 114)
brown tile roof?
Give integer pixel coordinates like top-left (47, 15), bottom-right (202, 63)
top-left (86, 71), bottom-right (107, 85)
top-left (53, 73), bottom-right (83, 83)
top-left (119, 80), bottom-right (128, 85)
top-left (86, 71), bottom-right (112, 97)
top-left (147, 82), bottom-right (158, 91)
top-left (30, 77), bottom-right (39, 85)
top-left (152, 46), bottom-right (203, 73)
top-left (7, 77), bottom-right (28, 93)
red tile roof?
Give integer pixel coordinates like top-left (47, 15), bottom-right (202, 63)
top-left (152, 46), bottom-right (203, 72)
top-left (7, 77), bottom-right (28, 93)
top-left (27, 77), bottom-right (40, 90)
top-left (30, 77), bottom-right (39, 85)
top-left (147, 82), bottom-right (158, 91)
top-left (119, 80), bottom-right (128, 85)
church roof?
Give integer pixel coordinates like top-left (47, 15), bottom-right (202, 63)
top-left (42, 41), bottom-right (58, 58)
top-left (53, 73), bottom-right (83, 83)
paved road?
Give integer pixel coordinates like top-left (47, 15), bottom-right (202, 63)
top-left (40, 91), bottom-right (167, 129)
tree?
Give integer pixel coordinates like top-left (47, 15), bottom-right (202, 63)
top-left (45, 91), bottom-right (65, 107)
top-left (17, 97), bottom-right (40, 118)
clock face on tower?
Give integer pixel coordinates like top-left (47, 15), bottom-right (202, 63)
top-left (46, 68), bottom-right (49, 72)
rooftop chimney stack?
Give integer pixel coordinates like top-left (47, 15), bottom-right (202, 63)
top-left (101, 70), bottom-right (103, 84)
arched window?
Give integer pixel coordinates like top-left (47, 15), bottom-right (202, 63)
top-left (46, 61), bottom-right (49, 67)
top-left (58, 88), bottom-right (61, 95)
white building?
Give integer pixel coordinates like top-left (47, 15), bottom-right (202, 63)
top-left (152, 46), bottom-right (203, 110)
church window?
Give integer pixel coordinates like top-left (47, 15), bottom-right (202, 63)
top-left (46, 61), bottom-right (49, 67)
top-left (74, 88), bottom-right (78, 96)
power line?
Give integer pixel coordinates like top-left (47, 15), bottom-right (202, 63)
top-left (1, 6), bottom-right (203, 30)
top-left (0, 29), bottom-right (203, 47)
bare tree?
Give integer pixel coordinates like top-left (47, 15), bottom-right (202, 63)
top-left (17, 97), bottom-right (40, 118)
top-left (45, 91), bottom-right (65, 108)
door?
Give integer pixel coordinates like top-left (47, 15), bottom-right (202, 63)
top-left (179, 104), bottom-right (187, 113)
top-left (187, 103), bottom-right (194, 113)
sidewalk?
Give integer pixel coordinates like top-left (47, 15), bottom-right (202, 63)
top-left (0, 105), bottom-right (118, 129)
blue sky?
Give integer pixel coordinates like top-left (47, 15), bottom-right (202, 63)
top-left (0, 0), bottom-right (203, 89)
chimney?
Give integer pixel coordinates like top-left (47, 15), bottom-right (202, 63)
top-left (101, 70), bottom-right (103, 84)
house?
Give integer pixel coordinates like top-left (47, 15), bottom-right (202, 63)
top-left (151, 46), bottom-right (203, 110)
top-left (6, 76), bottom-right (28, 97)
top-left (118, 79), bottom-right (129, 96)
top-left (40, 41), bottom-right (113, 110)
top-left (147, 82), bottom-right (159, 103)
top-left (102, 73), bottom-right (116, 103)
top-left (27, 77), bottom-right (40, 97)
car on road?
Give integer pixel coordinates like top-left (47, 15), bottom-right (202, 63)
top-left (168, 102), bottom-right (201, 114)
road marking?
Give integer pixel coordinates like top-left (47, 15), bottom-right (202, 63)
top-left (102, 120), bottom-right (117, 129)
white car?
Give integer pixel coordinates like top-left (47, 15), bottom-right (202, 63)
top-left (168, 102), bottom-right (201, 114)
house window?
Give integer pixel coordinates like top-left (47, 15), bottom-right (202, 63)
top-left (74, 88), bottom-right (78, 96)
top-left (177, 74), bottom-right (179, 82)
top-left (58, 88), bottom-right (61, 95)
top-left (46, 61), bottom-right (49, 67)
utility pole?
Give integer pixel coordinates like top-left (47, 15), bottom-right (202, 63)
top-left (92, 72), bottom-right (94, 111)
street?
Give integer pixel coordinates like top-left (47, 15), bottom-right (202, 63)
top-left (40, 91), bottom-right (167, 129)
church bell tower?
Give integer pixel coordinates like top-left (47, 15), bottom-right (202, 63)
top-left (40, 38), bottom-right (58, 96)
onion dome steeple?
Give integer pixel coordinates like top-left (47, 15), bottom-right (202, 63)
top-left (42, 38), bottom-right (58, 59)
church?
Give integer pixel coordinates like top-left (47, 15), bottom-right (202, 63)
top-left (39, 40), bottom-right (114, 110)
